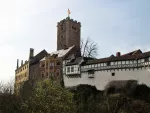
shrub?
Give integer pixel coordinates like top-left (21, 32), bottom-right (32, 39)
top-left (22, 79), bottom-right (76, 113)
top-left (133, 84), bottom-right (150, 102)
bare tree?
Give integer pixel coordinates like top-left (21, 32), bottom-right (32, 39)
top-left (80, 37), bottom-right (98, 58)
top-left (0, 78), bottom-right (14, 94)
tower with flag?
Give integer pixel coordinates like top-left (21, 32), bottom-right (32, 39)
top-left (68, 8), bottom-right (71, 17)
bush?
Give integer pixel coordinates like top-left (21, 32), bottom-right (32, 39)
top-left (105, 80), bottom-right (138, 96)
top-left (74, 85), bottom-right (104, 113)
top-left (0, 94), bottom-right (24, 113)
top-left (22, 80), bottom-right (76, 113)
top-left (133, 84), bottom-right (150, 102)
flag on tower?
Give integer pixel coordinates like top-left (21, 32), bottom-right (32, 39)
top-left (68, 8), bottom-right (71, 17)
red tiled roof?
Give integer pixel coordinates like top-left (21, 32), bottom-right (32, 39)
top-left (30, 49), bottom-right (48, 65)
top-left (85, 51), bottom-right (150, 65)
top-left (122, 49), bottom-right (142, 56)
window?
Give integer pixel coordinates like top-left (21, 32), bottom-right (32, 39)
top-left (72, 26), bottom-right (77, 31)
top-left (126, 61), bottom-right (129, 64)
top-left (56, 72), bottom-right (59, 76)
top-left (50, 72), bottom-right (53, 76)
top-left (78, 67), bottom-right (80, 71)
top-left (88, 70), bottom-right (94, 74)
top-left (144, 57), bottom-right (149, 62)
top-left (103, 63), bottom-right (106, 66)
top-left (122, 61), bottom-right (125, 64)
top-left (71, 67), bottom-right (74, 72)
top-left (88, 70), bottom-right (94, 78)
top-left (41, 63), bottom-right (45, 67)
top-left (141, 59), bottom-right (144, 62)
top-left (67, 67), bottom-right (70, 73)
top-left (57, 62), bottom-right (61, 65)
top-left (60, 25), bottom-right (63, 31)
top-left (111, 73), bottom-right (115, 76)
top-left (41, 72), bottom-right (44, 78)
top-left (46, 72), bottom-right (48, 78)
top-left (60, 35), bottom-right (63, 39)
top-left (111, 62), bottom-right (114, 65)
top-left (50, 62), bottom-right (54, 66)
top-left (118, 61), bottom-right (121, 65)
top-left (49, 62), bottom-right (54, 69)
top-left (107, 62), bottom-right (110, 66)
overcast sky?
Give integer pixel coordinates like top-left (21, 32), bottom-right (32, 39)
top-left (0, 0), bottom-right (150, 82)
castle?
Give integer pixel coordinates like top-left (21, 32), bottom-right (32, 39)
top-left (14, 15), bottom-right (150, 94)
top-left (14, 16), bottom-right (81, 94)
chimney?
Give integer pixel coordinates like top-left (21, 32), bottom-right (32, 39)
top-left (21, 60), bottom-right (23, 66)
top-left (116, 52), bottom-right (121, 57)
top-left (29, 48), bottom-right (34, 59)
top-left (16, 59), bottom-right (19, 69)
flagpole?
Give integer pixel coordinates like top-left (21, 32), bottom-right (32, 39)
top-left (68, 9), bottom-right (70, 18)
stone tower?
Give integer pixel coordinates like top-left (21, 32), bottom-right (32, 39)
top-left (57, 17), bottom-right (81, 51)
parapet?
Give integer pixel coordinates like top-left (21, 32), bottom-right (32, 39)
top-left (57, 17), bottom-right (81, 26)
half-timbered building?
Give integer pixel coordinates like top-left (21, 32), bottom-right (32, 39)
top-left (63, 50), bottom-right (150, 90)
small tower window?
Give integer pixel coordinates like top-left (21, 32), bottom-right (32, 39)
top-left (60, 25), bottom-right (64, 31)
top-left (72, 26), bottom-right (77, 31)
top-left (60, 35), bottom-right (64, 39)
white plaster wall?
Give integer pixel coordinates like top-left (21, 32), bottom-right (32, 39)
top-left (64, 67), bottom-right (150, 90)
top-left (64, 72), bottom-right (94, 87)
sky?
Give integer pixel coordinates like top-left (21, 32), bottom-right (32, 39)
top-left (0, 0), bottom-right (150, 82)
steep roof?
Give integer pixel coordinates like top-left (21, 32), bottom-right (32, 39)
top-left (50, 45), bottom-right (75, 58)
top-left (66, 57), bottom-right (95, 66)
top-left (122, 49), bottom-right (142, 56)
top-left (30, 49), bottom-right (48, 65)
top-left (66, 57), bottom-right (83, 66)
top-left (84, 51), bottom-right (150, 65)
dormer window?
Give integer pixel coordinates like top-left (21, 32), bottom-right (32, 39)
top-left (144, 57), bottom-right (149, 62)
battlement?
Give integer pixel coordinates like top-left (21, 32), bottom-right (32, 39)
top-left (15, 59), bottom-right (28, 71)
top-left (57, 17), bottom-right (81, 26)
